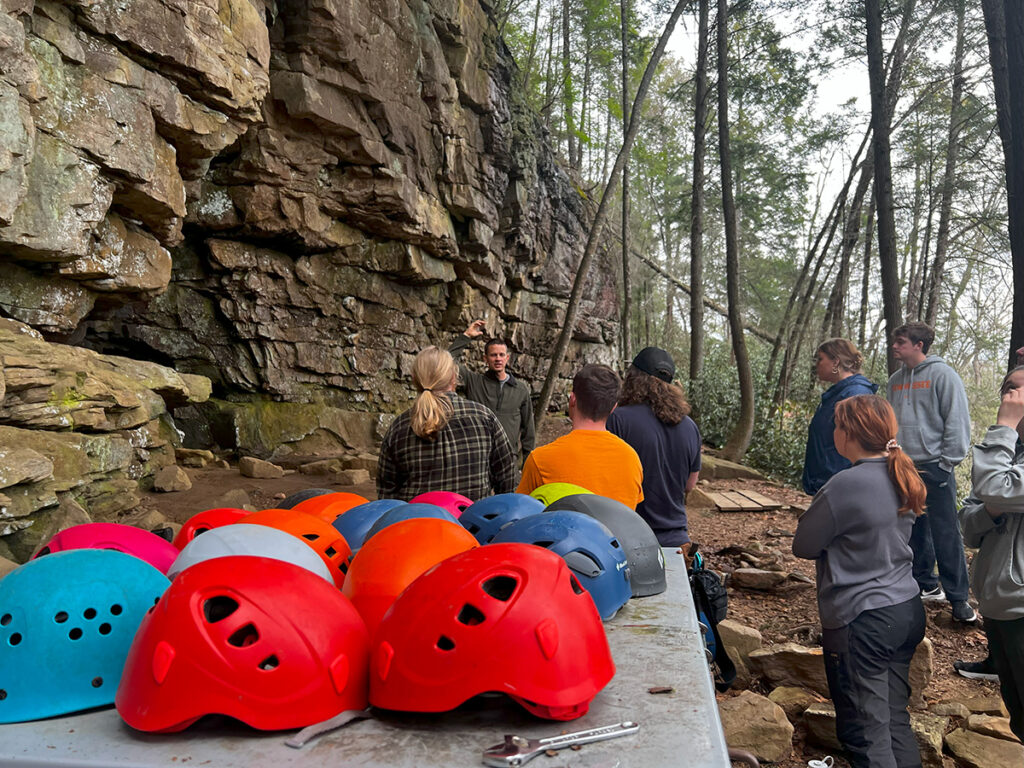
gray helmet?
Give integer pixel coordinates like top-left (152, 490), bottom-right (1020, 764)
top-left (546, 494), bottom-right (666, 597)
top-left (278, 488), bottom-right (335, 510)
top-left (168, 524), bottom-right (334, 584)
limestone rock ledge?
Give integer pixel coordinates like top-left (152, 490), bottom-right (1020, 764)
top-left (0, 318), bottom-right (211, 560)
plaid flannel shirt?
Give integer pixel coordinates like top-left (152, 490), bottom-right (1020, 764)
top-left (377, 393), bottom-right (518, 501)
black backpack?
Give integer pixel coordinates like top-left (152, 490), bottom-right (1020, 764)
top-left (688, 547), bottom-right (736, 692)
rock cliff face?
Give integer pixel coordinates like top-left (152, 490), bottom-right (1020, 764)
top-left (0, 0), bottom-right (617, 554)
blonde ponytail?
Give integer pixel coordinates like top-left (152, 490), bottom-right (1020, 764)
top-left (410, 346), bottom-right (457, 439)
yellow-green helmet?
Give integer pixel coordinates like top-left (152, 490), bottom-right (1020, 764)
top-left (530, 482), bottom-right (593, 507)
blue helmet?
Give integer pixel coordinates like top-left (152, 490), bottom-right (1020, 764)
top-left (491, 511), bottom-right (631, 620)
top-left (459, 493), bottom-right (545, 544)
top-left (361, 503), bottom-right (457, 548)
top-left (0, 549), bottom-right (170, 723)
top-left (333, 499), bottom-right (407, 554)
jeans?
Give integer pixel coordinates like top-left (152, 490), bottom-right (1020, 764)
top-left (986, 616), bottom-right (1024, 742)
top-left (822, 597), bottom-right (926, 768)
top-left (909, 462), bottom-right (970, 602)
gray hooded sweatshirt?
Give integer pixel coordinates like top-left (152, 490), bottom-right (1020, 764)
top-left (960, 425), bottom-right (1024, 621)
top-left (886, 354), bottom-right (971, 471)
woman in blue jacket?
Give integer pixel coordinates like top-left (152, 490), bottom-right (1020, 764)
top-left (802, 338), bottom-right (878, 495)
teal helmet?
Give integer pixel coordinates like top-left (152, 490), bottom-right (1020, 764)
top-left (0, 549), bottom-right (170, 723)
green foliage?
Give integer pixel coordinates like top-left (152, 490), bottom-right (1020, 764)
top-left (687, 338), bottom-right (811, 488)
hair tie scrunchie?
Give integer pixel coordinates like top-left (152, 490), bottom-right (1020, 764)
top-left (886, 438), bottom-right (900, 451)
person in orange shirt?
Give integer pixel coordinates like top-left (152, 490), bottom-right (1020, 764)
top-left (517, 364), bottom-right (644, 509)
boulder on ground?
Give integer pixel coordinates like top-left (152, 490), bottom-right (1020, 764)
top-left (767, 686), bottom-right (824, 721)
top-left (729, 568), bottom-right (789, 591)
top-left (910, 712), bottom-right (947, 768)
top-left (717, 691), bottom-right (793, 763)
top-left (966, 714), bottom-right (1019, 742)
top-left (152, 465), bottom-right (192, 492)
top-left (929, 700), bottom-right (970, 718)
top-left (336, 468), bottom-right (371, 485)
top-left (700, 456), bottom-right (764, 481)
top-left (299, 458), bottom-right (344, 475)
top-left (909, 637), bottom-right (933, 707)
top-left (803, 702), bottom-right (841, 750)
top-left (212, 488), bottom-right (255, 511)
top-left (175, 448), bottom-right (215, 468)
top-left (239, 456), bottom-right (284, 479)
top-left (718, 619), bottom-right (763, 689)
top-left (945, 727), bottom-right (1024, 768)
top-left (748, 643), bottom-right (828, 696)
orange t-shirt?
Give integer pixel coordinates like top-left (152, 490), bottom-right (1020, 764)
top-left (517, 429), bottom-right (644, 509)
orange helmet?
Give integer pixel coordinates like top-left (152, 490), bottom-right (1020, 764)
top-left (239, 509), bottom-right (351, 588)
top-left (342, 518), bottom-right (478, 637)
top-left (292, 492), bottom-right (369, 524)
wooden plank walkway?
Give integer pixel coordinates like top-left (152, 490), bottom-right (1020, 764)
top-left (706, 489), bottom-right (783, 512)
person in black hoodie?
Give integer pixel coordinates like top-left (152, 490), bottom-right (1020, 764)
top-left (802, 338), bottom-right (878, 495)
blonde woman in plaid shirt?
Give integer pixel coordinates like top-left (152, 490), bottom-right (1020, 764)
top-left (377, 347), bottom-right (518, 501)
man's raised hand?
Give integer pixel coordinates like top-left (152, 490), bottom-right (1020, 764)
top-left (465, 319), bottom-right (486, 338)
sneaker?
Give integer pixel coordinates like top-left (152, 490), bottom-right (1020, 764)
top-left (953, 657), bottom-right (999, 682)
top-left (919, 585), bottom-right (945, 602)
top-left (951, 601), bottom-right (979, 624)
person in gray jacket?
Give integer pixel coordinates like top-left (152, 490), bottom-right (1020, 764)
top-left (449, 320), bottom-right (535, 461)
top-left (794, 394), bottom-right (927, 768)
top-left (887, 322), bottom-right (975, 624)
top-left (960, 365), bottom-right (1024, 741)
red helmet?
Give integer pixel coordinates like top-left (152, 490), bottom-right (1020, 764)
top-left (292, 492), bottom-right (369, 524)
top-left (342, 518), bottom-right (477, 637)
top-left (238, 509), bottom-right (351, 588)
top-left (409, 491), bottom-right (473, 518)
top-left (34, 522), bottom-right (178, 575)
top-left (115, 556), bottom-right (370, 732)
top-left (172, 508), bottom-right (250, 550)
top-left (369, 543), bottom-right (614, 720)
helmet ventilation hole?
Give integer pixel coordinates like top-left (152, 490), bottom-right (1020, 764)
top-left (569, 575), bottom-right (585, 595)
top-left (258, 655), bottom-right (279, 671)
top-left (466, 523), bottom-right (480, 534)
top-left (8, 633), bottom-right (22, 646)
top-left (325, 546), bottom-right (337, 558)
top-left (0, 614), bottom-right (10, 626)
top-left (339, 561), bottom-right (348, 574)
top-left (611, 538), bottom-right (622, 549)
top-left (457, 604), bottom-right (485, 626)
top-left (437, 635), bottom-right (455, 651)
top-left (482, 513), bottom-right (499, 520)
top-left (99, 623), bottom-right (112, 635)
top-left (36, 547), bottom-right (51, 557)
top-left (110, 604), bottom-right (123, 615)
top-left (534, 540), bottom-right (555, 548)
top-left (203, 596), bottom-right (239, 623)
top-left (0, 690), bottom-right (6, 700)
top-left (481, 576), bottom-right (517, 602)
top-left (69, 628), bottom-right (83, 641)
top-left (54, 611), bottom-right (68, 623)
top-left (302, 533), bottom-right (320, 541)
top-left (83, 608), bottom-right (97, 620)
top-left (195, 527), bottom-right (210, 536)
top-left (91, 677), bottom-right (103, 688)
top-left (228, 624), bottom-right (259, 647)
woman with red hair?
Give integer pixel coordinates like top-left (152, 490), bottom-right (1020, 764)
top-left (794, 394), bottom-right (927, 768)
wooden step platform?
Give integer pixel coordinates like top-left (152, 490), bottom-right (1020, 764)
top-left (706, 489), bottom-right (783, 512)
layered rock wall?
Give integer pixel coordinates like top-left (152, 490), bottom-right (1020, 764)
top-left (0, 0), bottom-right (617, 548)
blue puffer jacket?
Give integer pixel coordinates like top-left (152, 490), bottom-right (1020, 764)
top-left (802, 374), bottom-right (878, 495)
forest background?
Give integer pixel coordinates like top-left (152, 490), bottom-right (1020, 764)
top-left (499, 0), bottom-right (1022, 492)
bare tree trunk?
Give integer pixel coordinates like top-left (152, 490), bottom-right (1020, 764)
top-left (533, 0), bottom-right (690, 423)
top-left (717, 0), bottom-right (754, 461)
top-left (867, 0), bottom-right (903, 373)
top-left (689, 0), bottom-right (710, 385)
top-left (924, 0), bottom-right (966, 325)
top-left (982, 0), bottom-right (1024, 364)
top-left (859, 195), bottom-right (876, 348)
top-left (620, 0), bottom-right (632, 364)
top-left (561, 0), bottom-right (577, 166)
top-left (521, 0), bottom-right (544, 93)
top-left (904, 159), bottom-right (925, 319)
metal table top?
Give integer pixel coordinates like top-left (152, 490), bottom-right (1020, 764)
top-left (0, 549), bottom-right (728, 767)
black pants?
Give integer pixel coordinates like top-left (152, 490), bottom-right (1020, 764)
top-left (822, 597), bottom-right (926, 768)
top-left (985, 616), bottom-right (1024, 742)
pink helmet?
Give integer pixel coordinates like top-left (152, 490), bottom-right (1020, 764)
top-left (34, 523), bottom-right (178, 575)
top-left (409, 492), bottom-right (473, 519)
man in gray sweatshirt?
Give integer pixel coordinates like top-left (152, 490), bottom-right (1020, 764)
top-left (887, 322), bottom-right (975, 623)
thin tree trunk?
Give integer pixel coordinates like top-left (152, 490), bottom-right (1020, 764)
top-left (830, 159), bottom-right (874, 339)
top-left (561, 0), bottom-right (577, 166)
top-left (867, 0), bottom-right (903, 373)
top-left (534, 0), bottom-right (690, 423)
top-left (924, 0), bottom-right (966, 325)
top-left (689, 0), bottom-right (710, 385)
top-left (717, 0), bottom-right (754, 461)
top-left (859, 195), bottom-right (876, 348)
top-left (620, 0), bottom-right (632, 364)
top-left (521, 0), bottom-right (544, 93)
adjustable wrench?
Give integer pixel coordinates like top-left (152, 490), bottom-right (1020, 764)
top-left (482, 721), bottom-right (639, 767)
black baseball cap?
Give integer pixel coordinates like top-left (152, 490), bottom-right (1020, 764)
top-left (631, 347), bottom-right (675, 382)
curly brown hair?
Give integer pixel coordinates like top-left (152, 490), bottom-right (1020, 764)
top-left (618, 366), bottom-right (691, 425)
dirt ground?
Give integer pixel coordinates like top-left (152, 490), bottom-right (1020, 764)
top-left (130, 433), bottom-right (997, 768)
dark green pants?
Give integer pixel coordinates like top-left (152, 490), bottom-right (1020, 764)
top-left (985, 615), bottom-right (1024, 742)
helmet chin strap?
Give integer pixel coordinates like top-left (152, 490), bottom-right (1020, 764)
top-left (285, 707), bottom-right (373, 749)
